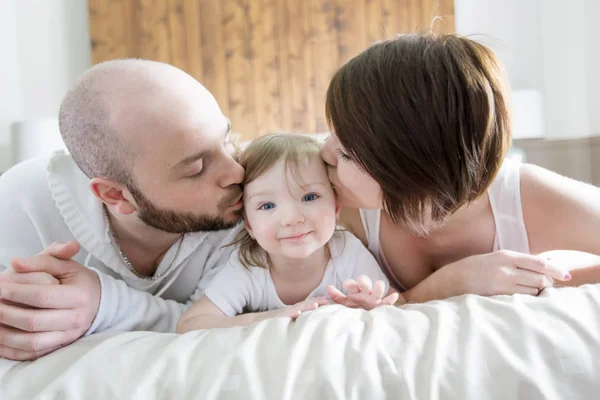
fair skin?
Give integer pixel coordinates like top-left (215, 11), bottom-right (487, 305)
top-left (321, 133), bottom-right (600, 305)
top-left (177, 156), bottom-right (399, 332)
top-left (0, 62), bottom-right (244, 360)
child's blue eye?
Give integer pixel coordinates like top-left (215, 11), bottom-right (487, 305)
top-left (302, 193), bottom-right (319, 202)
top-left (258, 202), bottom-right (275, 211)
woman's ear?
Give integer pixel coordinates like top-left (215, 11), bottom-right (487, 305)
top-left (89, 178), bottom-right (137, 215)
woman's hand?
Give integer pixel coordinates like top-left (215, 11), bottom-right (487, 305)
top-left (444, 250), bottom-right (572, 297)
top-left (327, 275), bottom-right (400, 310)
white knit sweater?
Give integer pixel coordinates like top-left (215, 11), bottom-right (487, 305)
top-left (0, 151), bottom-right (240, 334)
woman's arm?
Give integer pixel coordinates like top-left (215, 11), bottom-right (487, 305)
top-left (520, 163), bottom-right (600, 284)
top-left (400, 250), bottom-right (570, 303)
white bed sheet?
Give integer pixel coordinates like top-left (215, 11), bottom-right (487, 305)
top-left (1, 285), bottom-right (599, 399)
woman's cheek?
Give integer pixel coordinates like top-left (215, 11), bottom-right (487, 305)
top-left (345, 164), bottom-right (383, 209)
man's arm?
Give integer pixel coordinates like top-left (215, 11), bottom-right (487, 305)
top-left (89, 270), bottom-right (187, 333)
top-left (0, 242), bottom-right (100, 360)
top-left (0, 160), bottom-right (189, 359)
top-left (0, 241), bottom-right (192, 361)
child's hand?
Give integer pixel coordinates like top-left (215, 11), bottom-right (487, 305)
top-left (255, 296), bottom-right (329, 323)
top-left (327, 275), bottom-right (399, 310)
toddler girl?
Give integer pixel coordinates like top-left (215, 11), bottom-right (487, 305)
top-left (177, 133), bottom-right (401, 332)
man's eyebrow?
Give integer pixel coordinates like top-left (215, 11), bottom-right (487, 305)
top-left (173, 120), bottom-right (232, 170)
top-left (175, 150), bottom-right (209, 168)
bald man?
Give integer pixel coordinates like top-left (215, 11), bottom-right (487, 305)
top-left (0, 60), bottom-right (245, 360)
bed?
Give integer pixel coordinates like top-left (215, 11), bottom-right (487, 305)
top-left (1, 284), bottom-right (599, 399)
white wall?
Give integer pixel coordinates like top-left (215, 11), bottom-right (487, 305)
top-left (455, 0), bottom-right (599, 139)
top-left (585, 0), bottom-right (600, 138)
top-left (0, 0), bottom-right (91, 172)
top-left (0, 0), bottom-right (24, 172)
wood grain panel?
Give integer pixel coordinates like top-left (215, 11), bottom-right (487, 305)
top-left (337, 0), bottom-right (368, 63)
top-left (381, 0), bottom-right (400, 38)
top-left (364, 0), bottom-right (383, 44)
top-left (420, 0), bottom-right (437, 32)
top-left (126, 0), bottom-right (172, 62)
top-left (280, 0), bottom-right (316, 132)
top-left (407, 0), bottom-right (422, 32)
top-left (311, 0), bottom-right (339, 132)
top-left (251, 0), bottom-right (282, 135)
top-left (435, 0), bottom-right (455, 34)
top-left (89, 0), bottom-right (130, 63)
top-left (198, 0), bottom-right (229, 118)
top-left (166, 0), bottom-right (189, 72)
top-left (395, 0), bottom-right (411, 34)
top-left (223, 0), bottom-right (256, 136)
top-left (90, 0), bottom-right (455, 139)
top-left (165, 0), bottom-right (204, 80)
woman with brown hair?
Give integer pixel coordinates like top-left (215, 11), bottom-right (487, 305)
top-left (320, 33), bottom-right (600, 304)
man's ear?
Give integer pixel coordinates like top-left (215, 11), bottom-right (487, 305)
top-left (89, 178), bottom-right (137, 215)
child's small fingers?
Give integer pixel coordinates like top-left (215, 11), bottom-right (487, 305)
top-left (327, 287), bottom-right (349, 305)
top-left (326, 285), bottom-right (341, 297)
top-left (372, 280), bottom-right (385, 299)
top-left (347, 292), bottom-right (378, 309)
top-left (343, 279), bottom-right (360, 295)
top-left (381, 292), bottom-right (400, 306)
top-left (357, 275), bottom-right (373, 293)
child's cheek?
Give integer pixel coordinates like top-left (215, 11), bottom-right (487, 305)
top-left (256, 221), bottom-right (278, 247)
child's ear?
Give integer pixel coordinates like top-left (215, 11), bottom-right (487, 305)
top-left (244, 218), bottom-right (255, 239)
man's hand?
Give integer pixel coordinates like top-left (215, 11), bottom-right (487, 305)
top-left (0, 241), bottom-right (101, 360)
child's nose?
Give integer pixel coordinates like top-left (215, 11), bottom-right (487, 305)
top-left (281, 206), bottom-right (305, 226)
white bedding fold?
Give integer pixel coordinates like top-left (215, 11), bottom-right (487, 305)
top-left (1, 285), bottom-right (599, 400)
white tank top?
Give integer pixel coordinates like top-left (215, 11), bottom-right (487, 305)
top-left (359, 158), bottom-right (530, 291)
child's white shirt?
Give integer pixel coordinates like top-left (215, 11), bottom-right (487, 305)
top-left (205, 230), bottom-right (389, 316)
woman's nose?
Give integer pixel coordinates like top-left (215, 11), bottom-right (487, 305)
top-left (320, 136), bottom-right (338, 167)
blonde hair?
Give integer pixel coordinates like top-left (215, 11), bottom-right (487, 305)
top-left (232, 133), bottom-right (325, 270)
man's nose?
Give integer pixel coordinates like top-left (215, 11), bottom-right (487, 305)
top-left (220, 156), bottom-right (245, 188)
top-left (320, 136), bottom-right (338, 167)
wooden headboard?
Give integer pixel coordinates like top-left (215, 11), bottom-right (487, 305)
top-left (89, 0), bottom-right (454, 140)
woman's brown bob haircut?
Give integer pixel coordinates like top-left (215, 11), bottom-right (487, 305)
top-left (325, 34), bottom-right (512, 230)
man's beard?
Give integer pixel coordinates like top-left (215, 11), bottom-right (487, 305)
top-left (128, 184), bottom-right (243, 234)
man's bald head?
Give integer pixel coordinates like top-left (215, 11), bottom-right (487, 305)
top-left (59, 59), bottom-right (243, 233)
top-left (58, 59), bottom-right (215, 185)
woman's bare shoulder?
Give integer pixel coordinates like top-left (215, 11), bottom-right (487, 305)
top-left (520, 163), bottom-right (600, 253)
top-left (338, 206), bottom-right (368, 246)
